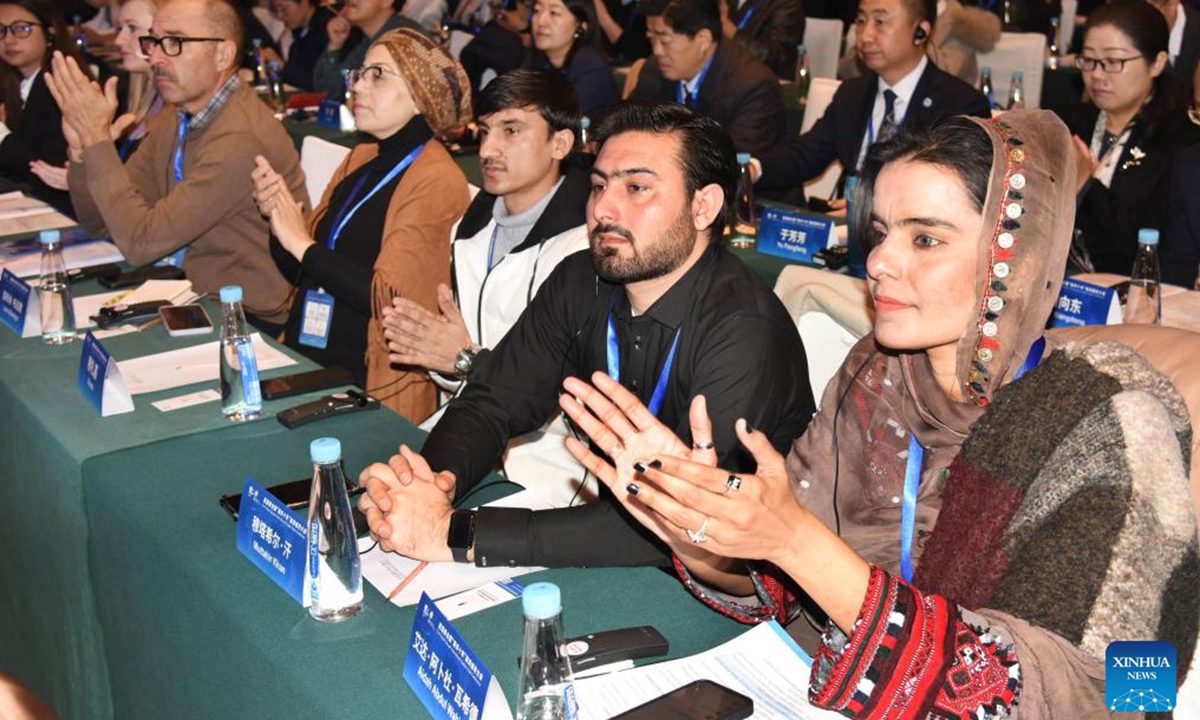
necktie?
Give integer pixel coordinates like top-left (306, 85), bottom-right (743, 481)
top-left (162, 113), bottom-right (193, 268)
top-left (877, 89), bottom-right (899, 144)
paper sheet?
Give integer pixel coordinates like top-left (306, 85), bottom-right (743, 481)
top-left (1, 238), bottom-right (124, 277)
top-left (574, 621), bottom-right (842, 720)
top-left (116, 333), bottom-right (297, 395)
top-left (360, 541), bottom-right (538, 609)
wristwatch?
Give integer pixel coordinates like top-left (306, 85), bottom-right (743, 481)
top-left (453, 345), bottom-right (482, 378)
top-left (446, 509), bottom-right (477, 563)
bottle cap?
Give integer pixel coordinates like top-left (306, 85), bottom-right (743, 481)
top-left (521, 582), bottom-right (562, 620)
top-left (796, 43), bottom-right (806, 52)
top-left (38, 229), bottom-right (61, 244)
top-left (219, 285), bottom-right (243, 303)
top-left (310, 437), bottom-right (342, 464)
top-left (580, 116), bottom-right (590, 129)
top-left (982, 66), bottom-right (992, 74)
top-left (268, 60), bottom-right (282, 70)
top-left (252, 38), bottom-right (263, 47)
top-left (736, 152), bottom-right (751, 165)
top-left (1012, 70), bottom-right (1023, 80)
top-left (1138, 228), bottom-right (1160, 245)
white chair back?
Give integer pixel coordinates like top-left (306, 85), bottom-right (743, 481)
top-left (252, 7), bottom-right (286, 43)
top-left (801, 77), bottom-right (842, 202)
top-left (803, 17), bottom-right (845, 80)
top-left (300, 136), bottom-right (352, 207)
top-left (977, 32), bottom-right (1048, 109)
top-left (1060, 0), bottom-right (1078, 55)
top-left (449, 29), bottom-right (474, 60)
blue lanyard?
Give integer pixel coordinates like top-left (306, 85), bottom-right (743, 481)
top-left (326, 143), bottom-right (425, 251)
top-left (605, 311), bottom-right (681, 418)
top-left (172, 114), bottom-right (191, 183)
top-left (736, 4), bottom-right (755, 29)
top-left (486, 225), bottom-right (500, 270)
top-left (676, 52), bottom-right (716, 109)
top-left (899, 336), bottom-right (1046, 582)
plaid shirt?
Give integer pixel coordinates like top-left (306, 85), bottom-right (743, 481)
top-left (184, 73), bottom-right (242, 131)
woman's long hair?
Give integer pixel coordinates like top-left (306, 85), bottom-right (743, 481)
top-left (528, 0), bottom-right (605, 72)
top-left (119, 0), bottom-right (165, 124)
top-left (0, 0), bottom-right (82, 132)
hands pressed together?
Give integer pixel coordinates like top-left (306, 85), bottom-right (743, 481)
top-left (45, 51), bottom-right (136, 153)
top-left (357, 444), bottom-right (459, 562)
top-left (252, 155), bottom-right (312, 259)
top-left (381, 283), bottom-right (473, 375)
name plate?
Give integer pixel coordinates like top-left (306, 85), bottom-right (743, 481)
top-left (235, 477), bottom-right (307, 605)
top-left (756, 206), bottom-right (837, 263)
top-left (0, 268), bottom-right (38, 337)
top-left (1049, 278), bottom-right (1122, 328)
top-left (317, 97), bottom-right (354, 131)
top-left (77, 332), bottom-right (134, 416)
top-left (404, 592), bottom-right (511, 720)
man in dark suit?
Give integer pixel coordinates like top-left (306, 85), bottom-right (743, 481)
top-left (721, 0), bottom-right (807, 79)
top-left (755, 0), bottom-right (990, 197)
top-left (1147, 0), bottom-right (1200, 98)
top-left (631, 0), bottom-right (787, 153)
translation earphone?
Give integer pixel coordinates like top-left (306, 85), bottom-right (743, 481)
top-left (913, 24), bottom-right (928, 43)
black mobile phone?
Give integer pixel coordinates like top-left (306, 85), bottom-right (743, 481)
top-left (159, 304), bottom-right (214, 336)
top-left (98, 265), bottom-right (186, 289)
top-left (610, 680), bottom-right (753, 720)
top-left (219, 476), bottom-right (369, 537)
top-left (261, 366), bottom-right (357, 400)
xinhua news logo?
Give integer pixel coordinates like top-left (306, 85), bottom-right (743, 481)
top-left (1106, 641), bottom-right (1176, 713)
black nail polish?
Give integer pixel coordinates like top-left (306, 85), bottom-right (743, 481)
top-left (745, 424), bottom-right (756, 435)
top-left (633, 461), bottom-right (647, 474)
top-left (626, 483), bottom-right (640, 496)
top-left (648, 459), bottom-right (662, 469)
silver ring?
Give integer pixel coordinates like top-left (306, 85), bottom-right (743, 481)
top-left (686, 517), bottom-right (709, 544)
top-left (723, 474), bottom-right (742, 494)
top-left (692, 441), bottom-right (715, 451)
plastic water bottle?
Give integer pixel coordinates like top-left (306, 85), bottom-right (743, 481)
top-left (72, 15), bottom-right (87, 53)
top-left (516, 583), bottom-right (578, 720)
top-left (1048, 16), bottom-right (1061, 68)
top-left (306, 437), bottom-right (363, 622)
top-left (251, 38), bottom-right (267, 86)
top-left (729, 153), bottom-right (756, 249)
top-left (979, 67), bottom-right (997, 110)
top-left (38, 229), bottom-right (75, 345)
top-left (267, 60), bottom-right (286, 112)
top-left (1124, 228), bottom-right (1162, 325)
top-left (218, 285), bottom-right (263, 421)
top-left (579, 116), bottom-right (591, 153)
top-left (794, 44), bottom-right (810, 107)
top-left (1007, 70), bottom-right (1025, 110)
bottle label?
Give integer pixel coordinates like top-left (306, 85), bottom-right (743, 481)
top-left (237, 338), bottom-right (263, 410)
top-left (564, 683), bottom-right (579, 720)
top-left (235, 477), bottom-right (307, 605)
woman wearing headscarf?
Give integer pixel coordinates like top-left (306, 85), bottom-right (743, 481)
top-left (559, 109), bottom-right (1198, 716)
top-left (253, 28), bottom-right (471, 422)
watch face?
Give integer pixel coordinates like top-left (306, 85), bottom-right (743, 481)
top-left (448, 510), bottom-right (476, 549)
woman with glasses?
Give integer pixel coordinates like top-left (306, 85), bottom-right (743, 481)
top-left (252, 28), bottom-right (470, 422)
top-left (1065, 0), bottom-right (1200, 276)
top-left (0, 0), bottom-right (83, 213)
top-left (528, 0), bottom-right (617, 115)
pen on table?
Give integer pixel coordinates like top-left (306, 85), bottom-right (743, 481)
top-left (136, 316), bottom-right (163, 332)
top-left (386, 561), bottom-right (428, 601)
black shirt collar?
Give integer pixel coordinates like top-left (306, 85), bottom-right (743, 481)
top-left (613, 242), bottom-right (719, 330)
top-left (372, 115), bottom-right (433, 167)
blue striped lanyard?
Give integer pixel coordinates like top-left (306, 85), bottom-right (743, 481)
top-left (676, 52), bottom-right (716, 109)
top-left (899, 336), bottom-right (1046, 582)
top-left (326, 143), bottom-right (425, 251)
top-left (736, 4), bottom-right (756, 29)
top-left (606, 311), bottom-right (681, 418)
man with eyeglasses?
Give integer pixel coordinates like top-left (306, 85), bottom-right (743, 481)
top-left (48, 0), bottom-right (306, 334)
top-left (312, 0), bottom-right (423, 97)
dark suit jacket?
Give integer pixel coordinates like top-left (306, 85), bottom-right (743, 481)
top-left (756, 60), bottom-right (991, 192)
top-left (631, 40), bottom-right (787, 153)
top-left (1065, 102), bottom-right (1200, 276)
top-left (0, 72), bottom-right (72, 215)
top-left (1177, 5), bottom-right (1200, 100)
top-left (729, 0), bottom-right (806, 79)
top-left (1164, 143), bottom-right (1200, 288)
top-left (281, 6), bottom-right (334, 90)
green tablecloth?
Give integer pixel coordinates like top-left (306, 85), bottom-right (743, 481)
top-left (0, 282), bottom-right (329, 720)
top-left (80, 410), bottom-right (746, 719)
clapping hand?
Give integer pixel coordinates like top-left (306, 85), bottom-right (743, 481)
top-left (382, 284), bottom-right (473, 375)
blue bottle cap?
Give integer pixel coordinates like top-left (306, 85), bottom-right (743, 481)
top-left (1013, 70), bottom-right (1024, 80)
top-left (982, 66), bottom-right (992, 74)
top-left (252, 38), bottom-right (263, 47)
top-left (522, 582), bottom-right (562, 620)
top-left (219, 285), bottom-right (243, 303)
top-left (796, 43), bottom-right (806, 52)
top-left (38, 229), bottom-right (61, 244)
top-left (736, 152), bottom-right (751, 165)
top-left (581, 116), bottom-right (590, 129)
top-left (1138, 228), bottom-right (1160, 245)
top-left (310, 437), bottom-right (342, 464)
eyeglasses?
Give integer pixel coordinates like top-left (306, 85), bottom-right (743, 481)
top-left (349, 64), bottom-right (404, 86)
top-left (1074, 55), bottom-right (1145, 73)
top-left (137, 35), bottom-right (225, 57)
top-left (0, 21), bottom-right (43, 39)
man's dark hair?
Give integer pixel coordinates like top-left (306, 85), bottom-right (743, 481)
top-left (639, 0), bottom-right (721, 41)
top-left (854, 116), bottom-right (992, 253)
top-left (593, 102), bottom-right (736, 240)
top-left (476, 68), bottom-right (583, 145)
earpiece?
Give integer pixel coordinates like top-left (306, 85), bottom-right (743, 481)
top-left (913, 24), bottom-right (928, 43)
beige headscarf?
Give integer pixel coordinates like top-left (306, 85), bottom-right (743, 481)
top-left (373, 29), bottom-right (472, 135)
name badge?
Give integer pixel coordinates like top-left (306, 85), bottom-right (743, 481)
top-left (77, 332), bottom-right (134, 416)
top-left (1049, 278), bottom-right (1122, 328)
top-left (235, 477), bottom-right (307, 605)
top-left (0, 268), bottom-right (38, 337)
top-left (756, 206), bottom-right (837, 264)
top-left (404, 592), bottom-right (511, 720)
top-left (298, 289), bottom-right (334, 349)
